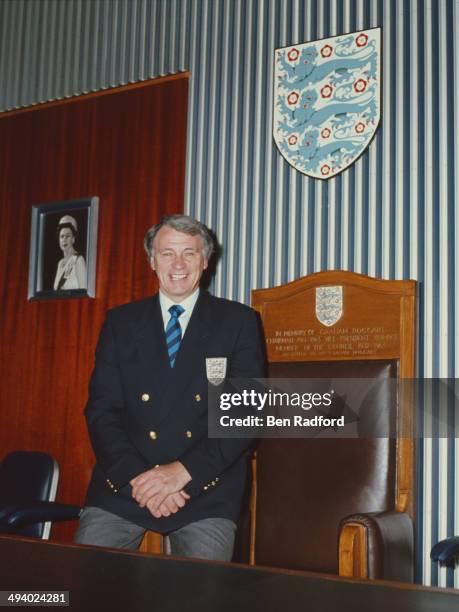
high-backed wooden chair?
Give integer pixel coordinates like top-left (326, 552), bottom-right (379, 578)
top-left (250, 271), bottom-right (416, 581)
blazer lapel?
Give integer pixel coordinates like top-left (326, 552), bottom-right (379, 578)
top-left (161, 291), bottom-right (212, 414)
top-left (133, 292), bottom-right (213, 412)
top-left (133, 294), bottom-right (172, 396)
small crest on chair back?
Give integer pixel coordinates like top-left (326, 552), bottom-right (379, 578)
top-left (315, 286), bottom-right (343, 326)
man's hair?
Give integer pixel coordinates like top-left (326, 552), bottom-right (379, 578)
top-left (144, 215), bottom-right (214, 260)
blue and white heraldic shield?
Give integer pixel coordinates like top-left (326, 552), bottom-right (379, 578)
top-left (273, 28), bottom-right (381, 179)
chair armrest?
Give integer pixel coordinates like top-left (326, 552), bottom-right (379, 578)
top-left (431, 536), bottom-right (459, 568)
top-left (0, 505), bottom-right (18, 522)
top-left (338, 511), bottom-right (413, 582)
top-left (5, 502), bottom-right (82, 527)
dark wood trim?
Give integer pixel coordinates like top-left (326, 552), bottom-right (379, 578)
top-left (1, 535), bottom-right (458, 596)
top-left (0, 72), bottom-right (190, 119)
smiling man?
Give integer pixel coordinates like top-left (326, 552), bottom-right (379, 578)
top-left (75, 215), bottom-right (265, 561)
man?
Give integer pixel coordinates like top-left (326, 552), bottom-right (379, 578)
top-left (75, 215), bottom-right (265, 561)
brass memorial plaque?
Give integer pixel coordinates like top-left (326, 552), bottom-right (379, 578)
top-left (262, 284), bottom-right (400, 362)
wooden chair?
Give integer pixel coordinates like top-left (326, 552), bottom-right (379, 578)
top-left (250, 270), bottom-right (416, 581)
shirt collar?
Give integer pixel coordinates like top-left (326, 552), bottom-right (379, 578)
top-left (159, 287), bottom-right (200, 317)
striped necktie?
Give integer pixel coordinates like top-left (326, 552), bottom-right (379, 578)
top-left (166, 304), bottom-right (185, 368)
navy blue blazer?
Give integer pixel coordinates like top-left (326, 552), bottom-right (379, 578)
top-left (84, 290), bottom-right (265, 533)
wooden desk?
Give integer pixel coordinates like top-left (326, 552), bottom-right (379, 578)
top-left (0, 536), bottom-right (457, 611)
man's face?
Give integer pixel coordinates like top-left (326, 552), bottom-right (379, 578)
top-left (150, 226), bottom-right (208, 302)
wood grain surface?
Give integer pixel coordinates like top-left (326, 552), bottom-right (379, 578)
top-left (0, 75), bottom-right (188, 541)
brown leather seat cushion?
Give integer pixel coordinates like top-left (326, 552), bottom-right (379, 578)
top-left (255, 360), bottom-right (397, 573)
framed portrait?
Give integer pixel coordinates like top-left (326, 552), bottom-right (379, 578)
top-left (28, 197), bottom-right (99, 300)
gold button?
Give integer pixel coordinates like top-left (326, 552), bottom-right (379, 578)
top-left (195, 394), bottom-right (201, 402)
top-left (149, 431), bottom-right (157, 440)
top-left (203, 485), bottom-right (209, 491)
top-left (186, 430), bottom-right (192, 438)
top-left (211, 481), bottom-right (216, 486)
top-left (141, 394), bottom-right (150, 402)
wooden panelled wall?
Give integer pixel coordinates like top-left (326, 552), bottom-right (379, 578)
top-left (0, 75), bottom-right (188, 541)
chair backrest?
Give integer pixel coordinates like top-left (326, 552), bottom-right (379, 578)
top-left (0, 451), bottom-right (59, 538)
top-left (251, 271), bottom-right (416, 573)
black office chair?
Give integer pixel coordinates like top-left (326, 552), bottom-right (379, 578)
top-left (0, 451), bottom-right (82, 539)
top-left (431, 537), bottom-right (459, 569)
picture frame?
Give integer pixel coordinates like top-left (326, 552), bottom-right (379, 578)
top-left (27, 197), bottom-right (99, 300)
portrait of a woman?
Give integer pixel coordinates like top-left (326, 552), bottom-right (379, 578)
top-left (53, 215), bottom-right (87, 290)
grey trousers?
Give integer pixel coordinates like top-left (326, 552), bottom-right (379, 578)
top-left (74, 506), bottom-right (236, 562)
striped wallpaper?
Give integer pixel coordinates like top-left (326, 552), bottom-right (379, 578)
top-left (0, 0), bottom-right (457, 587)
